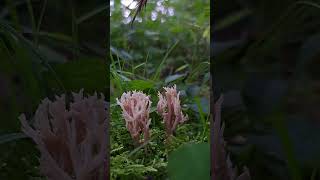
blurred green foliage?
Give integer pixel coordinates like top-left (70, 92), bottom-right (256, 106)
top-left (168, 142), bottom-right (210, 180)
top-left (0, 1), bottom-right (107, 179)
top-left (214, 0), bottom-right (320, 179)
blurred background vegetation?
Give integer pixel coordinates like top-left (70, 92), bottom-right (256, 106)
top-left (0, 0), bottom-right (108, 179)
top-left (110, 0), bottom-right (210, 179)
top-left (214, 0), bottom-right (320, 179)
top-left (110, 0), bottom-right (209, 78)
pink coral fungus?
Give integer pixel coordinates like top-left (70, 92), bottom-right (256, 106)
top-left (19, 89), bottom-right (108, 180)
top-left (116, 91), bottom-right (151, 145)
top-left (157, 85), bottom-right (188, 137)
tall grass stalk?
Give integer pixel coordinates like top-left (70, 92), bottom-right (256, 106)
top-left (5, 0), bottom-right (20, 32)
top-left (153, 40), bottom-right (180, 81)
top-left (35, 0), bottom-right (47, 47)
top-left (26, 0), bottom-right (36, 43)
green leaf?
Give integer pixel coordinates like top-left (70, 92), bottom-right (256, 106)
top-left (214, 9), bottom-right (251, 31)
top-left (127, 80), bottom-right (154, 91)
top-left (168, 143), bottom-right (210, 180)
top-left (0, 133), bottom-right (27, 144)
top-left (165, 74), bottom-right (186, 84)
top-left (45, 59), bottom-right (108, 93)
top-left (76, 3), bottom-right (109, 24)
top-left (175, 64), bottom-right (189, 73)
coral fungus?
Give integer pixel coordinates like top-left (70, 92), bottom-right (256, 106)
top-left (116, 91), bottom-right (151, 145)
top-left (20, 89), bottom-right (108, 180)
top-left (157, 85), bottom-right (188, 137)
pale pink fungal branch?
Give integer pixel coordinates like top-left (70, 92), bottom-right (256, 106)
top-left (19, 89), bottom-right (108, 180)
top-left (157, 84), bottom-right (188, 137)
top-left (212, 95), bottom-right (250, 180)
top-left (116, 91), bottom-right (151, 145)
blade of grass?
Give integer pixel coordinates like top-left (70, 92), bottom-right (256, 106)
top-left (110, 51), bottom-right (124, 96)
top-left (26, 0), bottom-right (36, 43)
top-left (128, 138), bottom-right (153, 157)
top-left (175, 64), bottom-right (189, 73)
top-left (194, 97), bottom-right (208, 139)
top-left (0, 20), bottom-right (66, 92)
top-left (133, 62), bottom-right (146, 71)
top-left (110, 49), bottom-right (116, 68)
top-left (152, 40), bottom-right (180, 81)
top-left (311, 168), bottom-right (318, 180)
top-left (110, 146), bottom-right (124, 154)
top-left (5, 0), bottom-right (21, 31)
top-left (76, 3), bottom-right (109, 24)
top-left (38, 31), bottom-right (73, 43)
top-left (0, 133), bottom-right (28, 144)
top-left (187, 61), bottom-right (210, 82)
top-left (111, 70), bottom-right (124, 96)
top-left (144, 51), bottom-right (149, 78)
top-left (132, 62), bottom-right (144, 74)
top-left (70, 0), bottom-right (79, 60)
top-left (35, 0), bottom-right (47, 46)
top-left (0, 38), bottom-right (15, 62)
top-left (271, 112), bottom-right (302, 180)
top-left (214, 8), bottom-right (251, 32)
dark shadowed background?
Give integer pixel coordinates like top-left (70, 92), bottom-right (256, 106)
top-left (213, 0), bottom-right (320, 179)
top-left (0, 1), bottom-right (108, 179)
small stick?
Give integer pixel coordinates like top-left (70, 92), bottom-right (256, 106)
top-left (130, 0), bottom-right (148, 26)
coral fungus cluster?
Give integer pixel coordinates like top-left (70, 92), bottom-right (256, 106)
top-left (20, 90), bottom-right (108, 180)
top-left (157, 85), bottom-right (188, 137)
top-left (117, 84), bottom-right (188, 144)
top-left (116, 91), bottom-right (151, 145)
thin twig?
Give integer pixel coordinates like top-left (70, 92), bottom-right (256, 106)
top-left (130, 0), bottom-right (148, 27)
